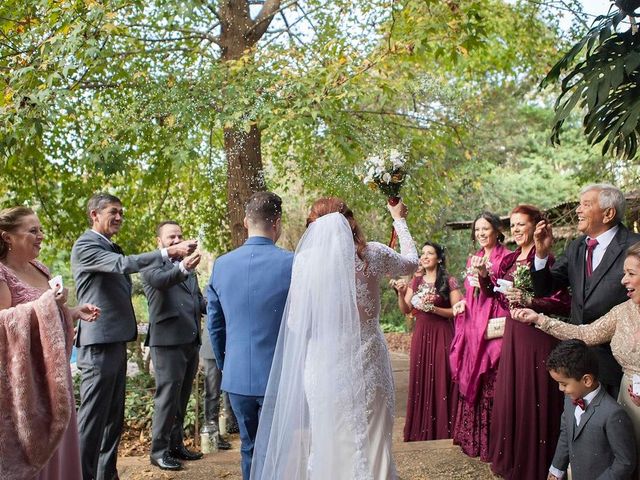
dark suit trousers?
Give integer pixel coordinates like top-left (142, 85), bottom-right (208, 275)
top-left (77, 342), bottom-right (127, 480)
top-left (202, 357), bottom-right (236, 432)
top-left (229, 393), bottom-right (264, 480)
top-left (150, 343), bottom-right (199, 459)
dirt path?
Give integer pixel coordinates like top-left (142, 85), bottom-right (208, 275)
top-left (118, 353), bottom-right (498, 479)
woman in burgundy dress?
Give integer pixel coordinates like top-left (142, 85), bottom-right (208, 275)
top-left (449, 212), bottom-right (511, 460)
top-left (479, 205), bottom-right (570, 480)
top-left (397, 241), bottom-right (462, 441)
top-left (0, 206), bottom-right (99, 480)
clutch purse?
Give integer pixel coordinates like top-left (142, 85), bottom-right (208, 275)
top-left (485, 316), bottom-right (506, 340)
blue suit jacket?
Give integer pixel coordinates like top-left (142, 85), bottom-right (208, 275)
top-left (206, 236), bottom-right (293, 396)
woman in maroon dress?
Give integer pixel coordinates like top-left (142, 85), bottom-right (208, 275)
top-left (479, 205), bottom-right (570, 480)
top-left (0, 206), bottom-right (99, 480)
top-left (397, 241), bottom-right (462, 441)
top-left (449, 212), bottom-right (511, 460)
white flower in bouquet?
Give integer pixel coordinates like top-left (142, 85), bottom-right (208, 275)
top-left (389, 149), bottom-right (405, 169)
top-left (359, 147), bottom-right (408, 199)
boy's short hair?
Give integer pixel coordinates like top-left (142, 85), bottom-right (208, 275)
top-left (546, 339), bottom-right (599, 381)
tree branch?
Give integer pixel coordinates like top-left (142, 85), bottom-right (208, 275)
top-left (247, 0), bottom-right (297, 43)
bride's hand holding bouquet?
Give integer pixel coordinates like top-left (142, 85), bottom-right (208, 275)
top-left (359, 147), bottom-right (408, 247)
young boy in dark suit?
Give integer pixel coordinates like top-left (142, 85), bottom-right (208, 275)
top-left (546, 339), bottom-right (636, 480)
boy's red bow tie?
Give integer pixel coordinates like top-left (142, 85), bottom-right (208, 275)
top-left (572, 398), bottom-right (586, 410)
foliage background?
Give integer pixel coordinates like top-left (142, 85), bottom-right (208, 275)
top-left (3, 0), bottom-right (637, 446)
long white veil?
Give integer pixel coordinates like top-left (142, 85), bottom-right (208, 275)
top-left (250, 212), bottom-right (371, 480)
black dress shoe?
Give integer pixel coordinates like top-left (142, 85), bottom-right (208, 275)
top-left (169, 445), bottom-right (204, 461)
top-left (217, 436), bottom-right (232, 450)
top-left (150, 453), bottom-right (182, 471)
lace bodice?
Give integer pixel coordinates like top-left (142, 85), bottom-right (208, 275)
top-left (537, 300), bottom-right (640, 377)
top-left (0, 261), bottom-right (50, 307)
top-left (355, 219), bottom-right (419, 323)
top-left (355, 219), bottom-right (418, 415)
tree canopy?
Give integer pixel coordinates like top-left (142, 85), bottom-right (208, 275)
top-left (0, 0), bottom-right (612, 268)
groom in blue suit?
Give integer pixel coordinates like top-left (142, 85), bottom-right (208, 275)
top-left (207, 191), bottom-right (294, 480)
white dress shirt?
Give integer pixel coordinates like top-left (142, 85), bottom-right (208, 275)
top-left (534, 225), bottom-right (619, 272)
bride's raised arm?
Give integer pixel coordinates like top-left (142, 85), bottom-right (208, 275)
top-left (369, 218), bottom-right (419, 278)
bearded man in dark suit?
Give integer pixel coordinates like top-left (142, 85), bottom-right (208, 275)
top-left (142, 221), bottom-right (206, 471)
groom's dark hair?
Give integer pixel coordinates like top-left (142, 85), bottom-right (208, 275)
top-left (245, 191), bottom-right (282, 226)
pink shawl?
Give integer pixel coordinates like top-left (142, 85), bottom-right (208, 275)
top-left (449, 244), bottom-right (511, 402)
top-left (0, 290), bottom-right (74, 480)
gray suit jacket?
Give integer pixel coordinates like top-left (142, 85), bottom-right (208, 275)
top-left (552, 389), bottom-right (636, 479)
top-left (71, 230), bottom-right (165, 346)
top-left (141, 261), bottom-right (206, 347)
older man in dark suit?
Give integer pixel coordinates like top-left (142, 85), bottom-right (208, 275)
top-left (532, 183), bottom-right (640, 398)
top-left (141, 221), bottom-right (207, 471)
top-left (72, 194), bottom-right (197, 480)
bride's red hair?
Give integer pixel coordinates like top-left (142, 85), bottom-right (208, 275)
top-left (306, 197), bottom-right (367, 260)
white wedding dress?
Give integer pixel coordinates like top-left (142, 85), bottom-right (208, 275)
top-left (251, 213), bottom-right (418, 480)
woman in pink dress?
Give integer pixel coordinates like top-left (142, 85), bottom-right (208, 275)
top-left (449, 211), bottom-right (511, 460)
top-left (0, 206), bottom-right (99, 480)
top-left (397, 241), bottom-right (463, 441)
top-left (478, 205), bottom-right (571, 480)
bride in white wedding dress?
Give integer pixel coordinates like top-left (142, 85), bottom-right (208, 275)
top-left (250, 198), bottom-right (418, 480)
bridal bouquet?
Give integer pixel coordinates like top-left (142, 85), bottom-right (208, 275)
top-left (360, 148), bottom-right (408, 247)
top-left (411, 282), bottom-right (438, 313)
top-left (360, 148), bottom-right (408, 205)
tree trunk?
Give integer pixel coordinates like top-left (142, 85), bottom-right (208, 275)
top-left (224, 124), bottom-right (265, 246)
top-left (218, 0), bottom-right (282, 247)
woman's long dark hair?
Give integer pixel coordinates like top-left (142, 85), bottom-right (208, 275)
top-left (423, 241), bottom-right (451, 298)
top-left (470, 211), bottom-right (505, 245)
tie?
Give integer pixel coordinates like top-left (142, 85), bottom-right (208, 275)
top-left (585, 238), bottom-right (599, 277)
top-left (112, 242), bottom-right (124, 255)
top-left (572, 397), bottom-right (586, 410)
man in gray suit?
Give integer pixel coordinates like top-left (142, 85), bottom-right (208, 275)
top-left (141, 221), bottom-right (208, 471)
top-left (546, 340), bottom-right (636, 480)
top-left (72, 194), bottom-right (197, 480)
